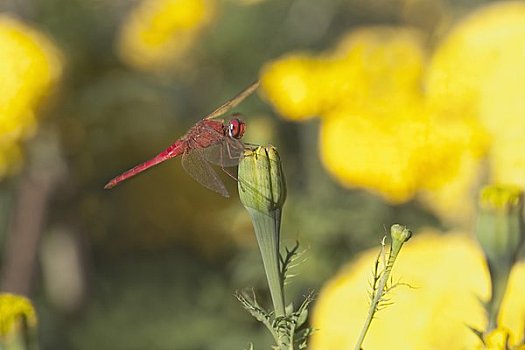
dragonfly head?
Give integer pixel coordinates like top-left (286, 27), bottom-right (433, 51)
top-left (227, 114), bottom-right (246, 139)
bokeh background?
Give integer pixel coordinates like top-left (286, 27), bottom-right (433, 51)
top-left (1, 0), bottom-right (525, 349)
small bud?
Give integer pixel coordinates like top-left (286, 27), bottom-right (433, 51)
top-left (238, 145), bottom-right (286, 214)
top-left (388, 224), bottom-right (412, 269)
top-left (390, 224), bottom-right (412, 244)
top-left (476, 185), bottom-right (523, 271)
top-left (475, 185), bottom-right (524, 331)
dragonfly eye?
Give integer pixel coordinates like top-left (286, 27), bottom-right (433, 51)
top-left (228, 117), bottom-right (246, 139)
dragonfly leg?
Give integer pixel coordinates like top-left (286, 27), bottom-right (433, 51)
top-left (225, 140), bottom-right (246, 163)
top-left (242, 142), bottom-right (260, 150)
top-left (221, 166), bottom-right (239, 182)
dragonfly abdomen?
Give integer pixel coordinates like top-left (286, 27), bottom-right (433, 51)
top-left (104, 141), bottom-right (186, 189)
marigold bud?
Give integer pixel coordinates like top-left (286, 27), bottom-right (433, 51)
top-left (391, 224), bottom-right (413, 244)
top-left (475, 184), bottom-right (524, 331)
top-left (238, 145), bottom-right (287, 317)
top-left (238, 145), bottom-right (286, 214)
top-left (476, 185), bottom-right (523, 271)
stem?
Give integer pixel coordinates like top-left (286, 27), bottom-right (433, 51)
top-left (354, 236), bottom-right (404, 350)
top-left (486, 265), bottom-right (511, 331)
top-left (246, 207), bottom-right (286, 317)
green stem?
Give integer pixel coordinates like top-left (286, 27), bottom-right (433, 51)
top-left (246, 207), bottom-right (286, 317)
top-left (354, 225), bottom-right (411, 350)
top-left (353, 243), bottom-right (390, 350)
top-left (486, 266), bottom-right (511, 331)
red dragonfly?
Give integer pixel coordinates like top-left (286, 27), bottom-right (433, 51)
top-left (104, 80), bottom-right (259, 197)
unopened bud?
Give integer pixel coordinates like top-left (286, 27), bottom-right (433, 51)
top-left (476, 185), bottom-right (523, 269)
top-left (390, 224), bottom-right (412, 244)
top-left (238, 145), bottom-right (287, 214)
top-left (238, 145), bottom-right (287, 317)
top-left (388, 224), bottom-right (412, 267)
top-left (475, 185), bottom-right (524, 331)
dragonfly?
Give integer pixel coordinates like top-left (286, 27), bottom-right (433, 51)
top-left (104, 80), bottom-right (260, 197)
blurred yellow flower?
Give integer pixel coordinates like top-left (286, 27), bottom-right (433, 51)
top-left (320, 108), bottom-right (425, 202)
top-left (260, 54), bottom-right (326, 120)
top-left (480, 57), bottom-right (525, 189)
top-left (329, 28), bottom-right (426, 112)
top-left (426, 1), bottom-right (525, 189)
top-left (480, 328), bottom-right (525, 350)
top-left (117, 0), bottom-right (215, 71)
top-left (417, 116), bottom-right (488, 222)
top-left (261, 2), bottom-right (525, 224)
top-left (296, 27), bottom-right (487, 204)
top-left (261, 28), bottom-right (426, 121)
top-left (310, 231), bottom-right (525, 350)
top-left (416, 0), bottom-right (525, 222)
top-left (0, 15), bottom-right (62, 179)
top-left (426, 1), bottom-right (525, 117)
top-left (0, 293), bottom-right (37, 337)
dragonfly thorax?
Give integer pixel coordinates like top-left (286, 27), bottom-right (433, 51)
top-left (227, 115), bottom-right (246, 139)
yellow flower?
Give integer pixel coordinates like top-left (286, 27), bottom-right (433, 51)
top-left (479, 328), bottom-right (525, 350)
top-left (0, 15), bottom-right (62, 179)
top-left (260, 54), bottom-right (326, 120)
top-left (327, 27), bottom-right (426, 112)
top-left (116, 0), bottom-right (215, 71)
top-left (310, 231), bottom-right (525, 350)
top-left (315, 27), bottom-right (486, 204)
top-left (417, 116), bottom-right (488, 223)
top-left (426, 1), bottom-right (525, 118)
top-left (481, 60), bottom-right (525, 188)
top-left (426, 1), bottom-right (525, 189)
top-left (320, 107), bottom-right (426, 203)
top-left (260, 27), bottom-right (426, 122)
top-left (262, 3), bottom-right (525, 223)
top-left (0, 293), bottom-right (37, 337)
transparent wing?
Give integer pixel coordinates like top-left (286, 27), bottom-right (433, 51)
top-left (197, 136), bottom-right (245, 167)
top-left (181, 148), bottom-right (229, 197)
top-left (204, 80), bottom-right (260, 120)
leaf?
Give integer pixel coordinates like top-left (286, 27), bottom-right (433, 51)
top-left (234, 290), bottom-right (275, 335)
top-left (294, 327), bottom-right (315, 350)
top-left (295, 291), bottom-right (315, 327)
top-left (280, 241), bottom-right (305, 285)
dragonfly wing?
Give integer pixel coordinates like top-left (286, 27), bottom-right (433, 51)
top-left (204, 80), bottom-right (260, 120)
top-left (181, 148), bottom-right (229, 197)
top-left (197, 136), bottom-right (245, 167)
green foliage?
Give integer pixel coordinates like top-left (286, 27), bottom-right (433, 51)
top-left (235, 288), bottom-right (314, 350)
top-left (354, 224), bottom-right (412, 350)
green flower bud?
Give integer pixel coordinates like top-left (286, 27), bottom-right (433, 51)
top-left (386, 224), bottom-right (412, 273)
top-left (390, 224), bottom-right (412, 244)
top-left (238, 145), bottom-right (286, 213)
top-left (476, 185), bottom-right (523, 269)
top-left (238, 146), bottom-right (287, 317)
top-left (475, 185), bottom-right (524, 331)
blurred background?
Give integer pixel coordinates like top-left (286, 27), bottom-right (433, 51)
top-left (1, 0), bottom-right (525, 348)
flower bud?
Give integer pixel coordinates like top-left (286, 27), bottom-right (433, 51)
top-left (475, 185), bottom-right (524, 331)
top-left (238, 145), bottom-right (287, 317)
top-left (476, 185), bottom-right (523, 271)
top-left (390, 224), bottom-right (413, 244)
top-left (388, 224), bottom-right (412, 269)
top-left (238, 145), bottom-right (287, 214)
